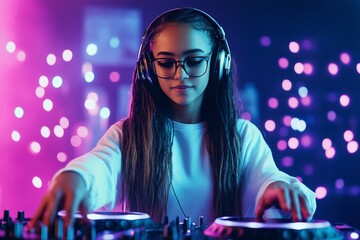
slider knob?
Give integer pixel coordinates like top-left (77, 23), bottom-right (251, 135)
top-left (2, 210), bottom-right (11, 222)
top-left (17, 211), bottom-right (25, 223)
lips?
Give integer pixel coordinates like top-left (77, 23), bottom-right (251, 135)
top-left (172, 85), bottom-right (193, 89)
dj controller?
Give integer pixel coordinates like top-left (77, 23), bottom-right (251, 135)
top-left (0, 209), bottom-right (359, 239)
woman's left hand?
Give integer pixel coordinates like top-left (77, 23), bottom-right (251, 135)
top-left (255, 181), bottom-right (311, 222)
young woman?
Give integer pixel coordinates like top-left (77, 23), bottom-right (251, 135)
top-left (28, 7), bottom-right (316, 229)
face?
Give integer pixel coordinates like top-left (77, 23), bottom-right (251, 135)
top-left (151, 23), bottom-right (213, 110)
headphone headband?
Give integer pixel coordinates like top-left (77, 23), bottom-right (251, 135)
top-left (136, 7), bottom-right (231, 83)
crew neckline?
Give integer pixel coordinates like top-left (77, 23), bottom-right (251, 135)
top-left (173, 120), bottom-right (206, 130)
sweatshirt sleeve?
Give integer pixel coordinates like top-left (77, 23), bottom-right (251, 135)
top-left (238, 119), bottom-right (317, 219)
top-left (52, 121), bottom-right (124, 211)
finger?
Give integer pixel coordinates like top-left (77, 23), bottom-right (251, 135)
top-left (63, 190), bottom-right (76, 229)
top-left (26, 196), bottom-right (48, 230)
top-left (79, 198), bottom-right (90, 224)
top-left (290, 190), bottom-right (302, 221)
top-left (277, 187), bottom-right (291, 212)
top-left (299, 194), bottom-right (311, 221)
top-left (42, 190), bottom-right (63, 226)
top-left (255, 197), bottom-right (266, 221)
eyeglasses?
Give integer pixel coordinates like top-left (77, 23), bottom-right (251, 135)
top-left (151, 55), bottom-right (211, 79)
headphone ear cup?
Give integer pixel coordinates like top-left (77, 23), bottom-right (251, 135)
top-left (212, 47), bottom-right (227, 81)
top-left (214, 48), bottom-right (231, 81)
top-left (217, 49), bottom-right (226, 81)
top-left (137, 54), bottom-right (152, 84)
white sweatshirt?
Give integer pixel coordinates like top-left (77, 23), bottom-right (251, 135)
top-left (54, 119), bottom-right (316, 223)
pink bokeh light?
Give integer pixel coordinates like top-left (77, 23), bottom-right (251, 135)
top-left (315, 186), bottom-right (328, 199)
top-left (340, 52), bottom-right (351, 65)
top-left (325, 147), bottom-right (336, 159)
top-left (289, 41), bottom-right (300, 53)
top-left (264, 120), bottom-right (276, 132)
top-left (282, 79), bottom-right (292, 91)
top-left (347, 141), bottom-right (359, 154)
top-left (109, 71), bottom-right (121, 82)
top-left (303, 62), bottom-right (314, 75)
top-left (301, 135), bottom-right (312, 148)
top-left (288, 97), bottom-right (299, 109)
top-left (294, 62), bottom-right (304, 74)
top-left (268, 97), bottom-right (279, 109)
top-left (288, 137), bottom-right (299, 149)
top-left (343, 130), bottom-right (354, 142)
top-left (322, 138), bottom-right (332, 150)
top-left (339, 94), bottom-right (350, 107)
top-left (328, 63), bottom-right (339, 75)
top-left (278, 57), bottom-right (289, 69)
top-left (277, 140), bottom-right (287, 151)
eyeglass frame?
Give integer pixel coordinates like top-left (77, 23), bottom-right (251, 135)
top-left (150, 52), bottom-right (212, 79)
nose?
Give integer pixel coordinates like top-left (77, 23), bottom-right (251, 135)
top-left (174, 62), bottom-right (189, 80)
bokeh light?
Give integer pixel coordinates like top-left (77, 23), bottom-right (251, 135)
top-left (322, 138), bottom-right (332, 150)
top-left (294, 62), bottom-right (304, 74)
top-left (335, 178), bottom-right (345, 190)
top-left (43, 99), bottom-right (54, 112)
top-left (343, 130), bottom-right (354, 142)
top-left (288, 137), bottom-right (299, 150)
top-left (260, 36), bottom-right (271, 47)
top-left (46, 53), bottom-right (56, 66)
top-left (86, 43), bottom-right (98, 56)
top-left (84, 71), bottom-right (95, 83)
top-left (57, 152), bottom-right (68, 162)
top-left (77, 126), bottom-right (89, 138)
top-left (303, 63), bottom-right (314, 75)
top-left (327, 111), bottom-right (337, 121)
top-left (339, 94), bottom-right (350, 107)
top-left (325, 147), bottom-right (336, 159)
top-left (340, 52), bottom-right (351, 65)
top-left (17, 51), bottom-right (26, 62)
top-left (60, 117), bottom-right (70, 129)
top-left (14, 107), bottom-right (24, 118)
top-left (52, 76), bottom-right (63, 88)
top-left (62, 49), bottom-right (73, 62)
top-left (39, 75), bottom-right (49, 88)
top-left (328, 63), bottom-right (339, 75)
top-left (54, 125), bottom-right (65, 138)
top-left (100, 107), bottom-right (111, 119)
top-left (109, 71), bottom-right (121, 83)
top-left (268, 98), bottom-right (279, 109)
top-left (1, 1), bottom-right (359, 231)
top-left (289, 41), bottom-right (300, 53)
top-left (288, 97), bottom-right (299, 109)
top-left (32, 176), bottom-right (43, 189)
top-left (315, 186), bottom-right (328, 199)
top-left (29, 141), bottom-right (41, 154)
top-left (278, 57), bottom-right (289, 69)
top-left (40, 126), bottom-right (51, 138)
top-left (6, 41), bottom-right (16, 53)
top-left (347, 141), bottom-right (358, 154)
top-left (11, 131), bottom-right (21, 142)
top-left (282, 79), bottom-right (292, 91)
top-left (35, 87), bottom-right (45, 98)
top-left (264, 120), bottom-right (276, 132)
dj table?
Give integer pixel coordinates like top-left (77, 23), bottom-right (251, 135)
top-left (0, 210), bottom-right (358, 239)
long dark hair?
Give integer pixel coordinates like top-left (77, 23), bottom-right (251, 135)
top-left (121, 8), bottom-right (243, 222)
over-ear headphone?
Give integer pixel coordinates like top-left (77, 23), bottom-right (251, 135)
top-left (136, 7), bottom-right (231, 84)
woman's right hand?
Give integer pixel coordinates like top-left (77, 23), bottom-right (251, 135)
top-left (26, 171), bottom-right (89, 230)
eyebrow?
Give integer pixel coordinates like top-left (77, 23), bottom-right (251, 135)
top-left (155, 49), bottom-right (205, 57)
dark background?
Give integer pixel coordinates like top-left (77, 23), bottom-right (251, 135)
top-left (0, 0), bottom-right (359, 228)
